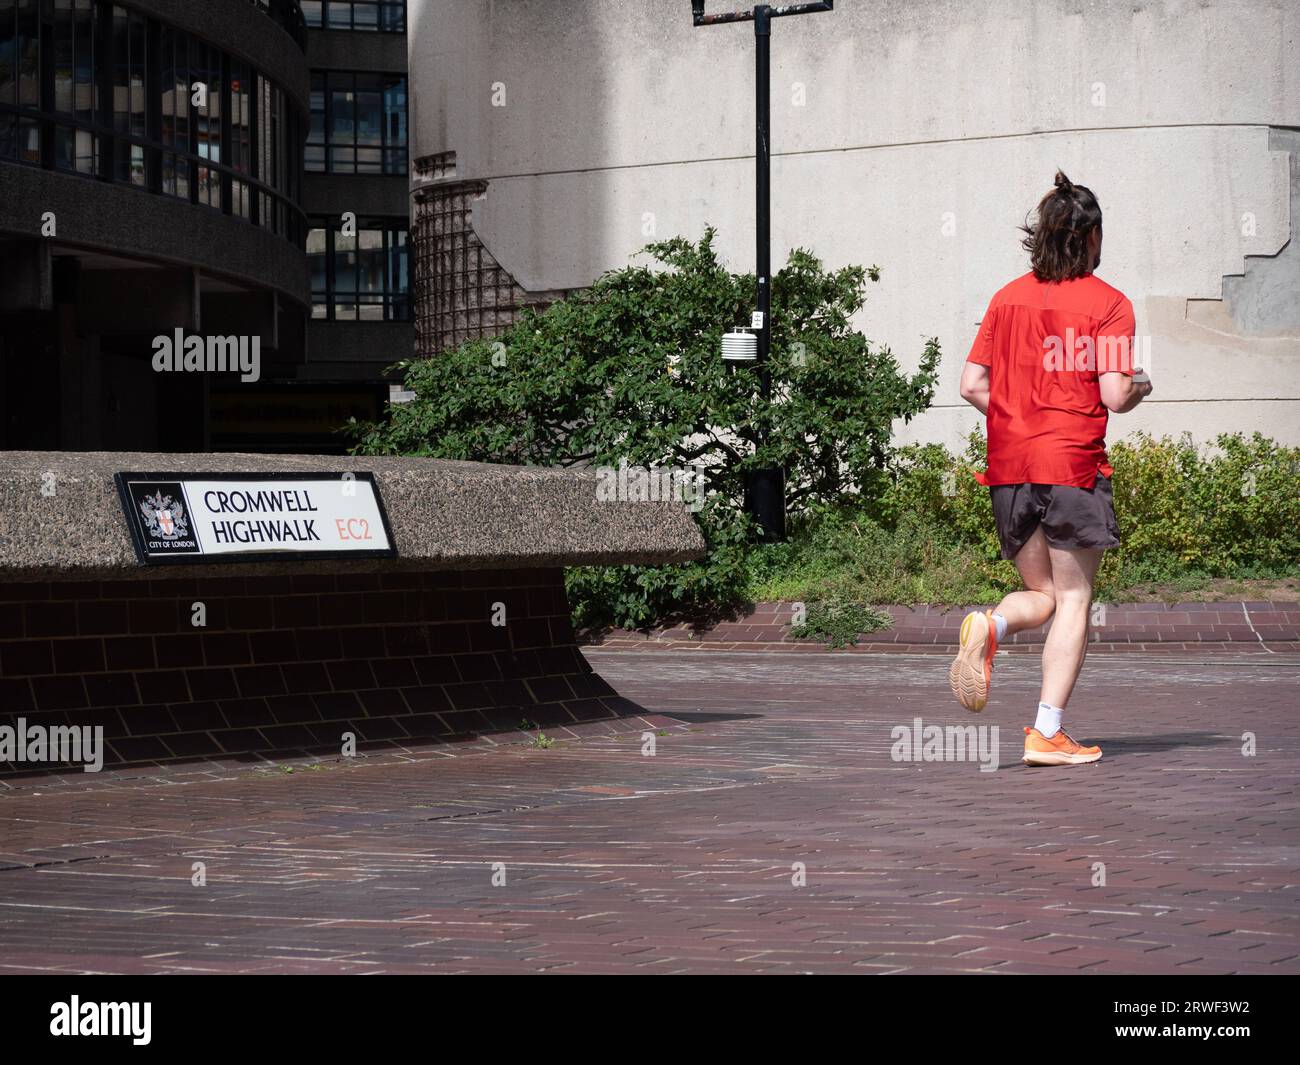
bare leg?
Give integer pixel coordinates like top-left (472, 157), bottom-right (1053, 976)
top-left (1040, 543), bottom-right (1104, 708)
top-left (997, 526), bottom-right (1055, 635)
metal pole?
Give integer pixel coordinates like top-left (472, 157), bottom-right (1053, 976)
top-left (692, 2), bottom-right (833, 541)
top-left (748, 5), bottom-right (785, 541)
top-left (755, 5), bottom-right (770, 392)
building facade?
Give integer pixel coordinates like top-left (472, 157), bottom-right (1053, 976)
top-left (408, 0), bottom-right (1300, 451)
top-left (301, 0), bottom-right (412, 396)
top-left (0, 0), bottom-right (413, 453)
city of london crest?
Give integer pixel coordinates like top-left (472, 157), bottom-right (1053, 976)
top-left (140, 490), bottom-right (189, 540)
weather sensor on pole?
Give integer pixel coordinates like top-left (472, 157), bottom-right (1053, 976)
top-left (721, 328), bottom-right (759, 362)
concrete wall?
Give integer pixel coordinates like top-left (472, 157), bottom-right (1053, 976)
top-left (410, 0), bottom-right (1300, 450)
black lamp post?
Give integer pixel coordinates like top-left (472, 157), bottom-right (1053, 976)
top-left (691, 1), bottom-right (834, 542)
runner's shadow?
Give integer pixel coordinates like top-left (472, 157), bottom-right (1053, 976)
top-left (1094, 731), bottom-right (1231, 755)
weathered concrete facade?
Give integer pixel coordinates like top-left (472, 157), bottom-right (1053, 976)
top-left (409, 0), bottom-right (1300, 449)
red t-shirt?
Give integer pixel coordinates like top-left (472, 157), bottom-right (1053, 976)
top-left (967, 271), bottom-right (1135, 488)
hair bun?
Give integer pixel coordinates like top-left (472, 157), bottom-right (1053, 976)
top-left (1053, 170), bottom-right (1074, 192)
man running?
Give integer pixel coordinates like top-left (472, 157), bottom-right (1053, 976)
top-left (951, 171), bottom-right (1152, 767)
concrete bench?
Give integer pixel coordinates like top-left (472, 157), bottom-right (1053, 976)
top-left (0, 451), bottom-right (704, 776)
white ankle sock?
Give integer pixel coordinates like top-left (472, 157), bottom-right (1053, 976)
top-left (992, 612), bottom-right (1008, 641)
top-left (1034, 702), bottom-right (1063, 738)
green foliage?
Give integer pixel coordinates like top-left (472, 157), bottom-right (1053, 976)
top-left (1098, 431), bottom-right (1300, 594)
top-left (746, 428), bottom-right (1300, 607)
top-left (790, 596), bottom-right (893, 648)
top-left (350, 227), bottom-right (941, 629)
top-left (744, 506), bottom-right (1018, 607)
top-left (565, 497), bottom-right (755, 631)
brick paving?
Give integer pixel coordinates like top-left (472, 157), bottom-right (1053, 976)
top-left (583, 600), bottom-right (1300, 654)
top-left (0, 649), bottom-right (1296, 974)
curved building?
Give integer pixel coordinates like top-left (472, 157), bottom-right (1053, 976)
top-left (0, 0), bottom-right (412, 452)
top-left (409, 0), bottom-right (1300, 450)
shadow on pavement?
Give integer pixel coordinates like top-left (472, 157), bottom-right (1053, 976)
top-left (1093, 731), bottom-right (1233, 755)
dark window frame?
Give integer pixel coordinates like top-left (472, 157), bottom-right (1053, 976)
top-left (308, 214), bottom-right (410, 322)
top-left (302, 1), bottom-right (405, 34)
top-left (306, 68), bottom-right (406, 175)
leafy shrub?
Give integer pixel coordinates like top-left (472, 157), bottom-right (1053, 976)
top-left (565, 497), bottom-right (755, 631)
top-left (746, 428), bottom-right (1299, 608)
top-left (350, 228), bottom-right (941, 629)
top-left (1098, 431), bottom-right (1300, 594)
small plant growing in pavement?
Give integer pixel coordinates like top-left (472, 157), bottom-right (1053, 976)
top-left (528, 733), bottom-right (556, 749)
top-left (791, 596), bottom-right (892, 648)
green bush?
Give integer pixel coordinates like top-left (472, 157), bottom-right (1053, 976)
top-left (350, 227), bottom-right (941, 629)
top-left (744, 506), bottom-right (1018, 608)
top-left (743, 428), bottom-right (1299, 608)
top-left (1099, 431), bottom-right (1300, 594)
top-left (565, 497), bottom-right (755, 631)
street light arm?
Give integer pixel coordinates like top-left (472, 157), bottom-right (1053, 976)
top-left (692, 1), bottom-right (832, 26)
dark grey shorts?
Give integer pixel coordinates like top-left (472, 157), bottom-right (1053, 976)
top-left (989, 475), bottom-right (1121, 560)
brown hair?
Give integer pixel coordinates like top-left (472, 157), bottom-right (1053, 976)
top-left (1019, 171), bottom-right (1103, 282)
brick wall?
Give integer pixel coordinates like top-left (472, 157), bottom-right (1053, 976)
top-left (0, 568), bottom-right (646, 775)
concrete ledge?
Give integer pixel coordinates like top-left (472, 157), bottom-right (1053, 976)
top-left (0, 452), bottom-right (706, 582)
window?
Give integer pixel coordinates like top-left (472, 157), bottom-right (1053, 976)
top-left (0, 0), bottom-right (303, 244)
top-left (258, 73), bottom-right (294, 237)
top-left (230, 60), bottom-right (252, 218)
top-left (308, 217), bottom-right (410, 321)
top-left (110, 4), bottom-right (147, 186)
top-left (16, 0), bottom-right (39, 110)
top-left (303, 1), bottom-right (405, 33)
top-left (193, 40), bottom-right (221, 208)
top-left (160, 24), bottom-right (190, 200)
top-left (0, 0), bottom-right (39, 164)
top-left (51, 0), bottom-right (99, 174)
top-left (307, 71), bottom-right (406, 174)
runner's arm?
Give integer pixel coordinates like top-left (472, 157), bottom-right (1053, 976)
top-left (1100, 370), bottom-right (1152, 413)
top-left (959, 361), bottom-right (990, 415)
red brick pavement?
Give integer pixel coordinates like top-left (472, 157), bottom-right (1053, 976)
top-left (0, 651), bottom-right (1296, 974)
top-left (582, 600), bottom-right (1300, 654)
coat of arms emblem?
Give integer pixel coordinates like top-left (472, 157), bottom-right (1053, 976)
top-left (140, 490), bottom-right (189, 540)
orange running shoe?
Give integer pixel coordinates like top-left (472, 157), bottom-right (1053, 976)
top-left (949, 609), bottom-right (997, 712)
top-left (1022, 726), bottom-right (1102, 766)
